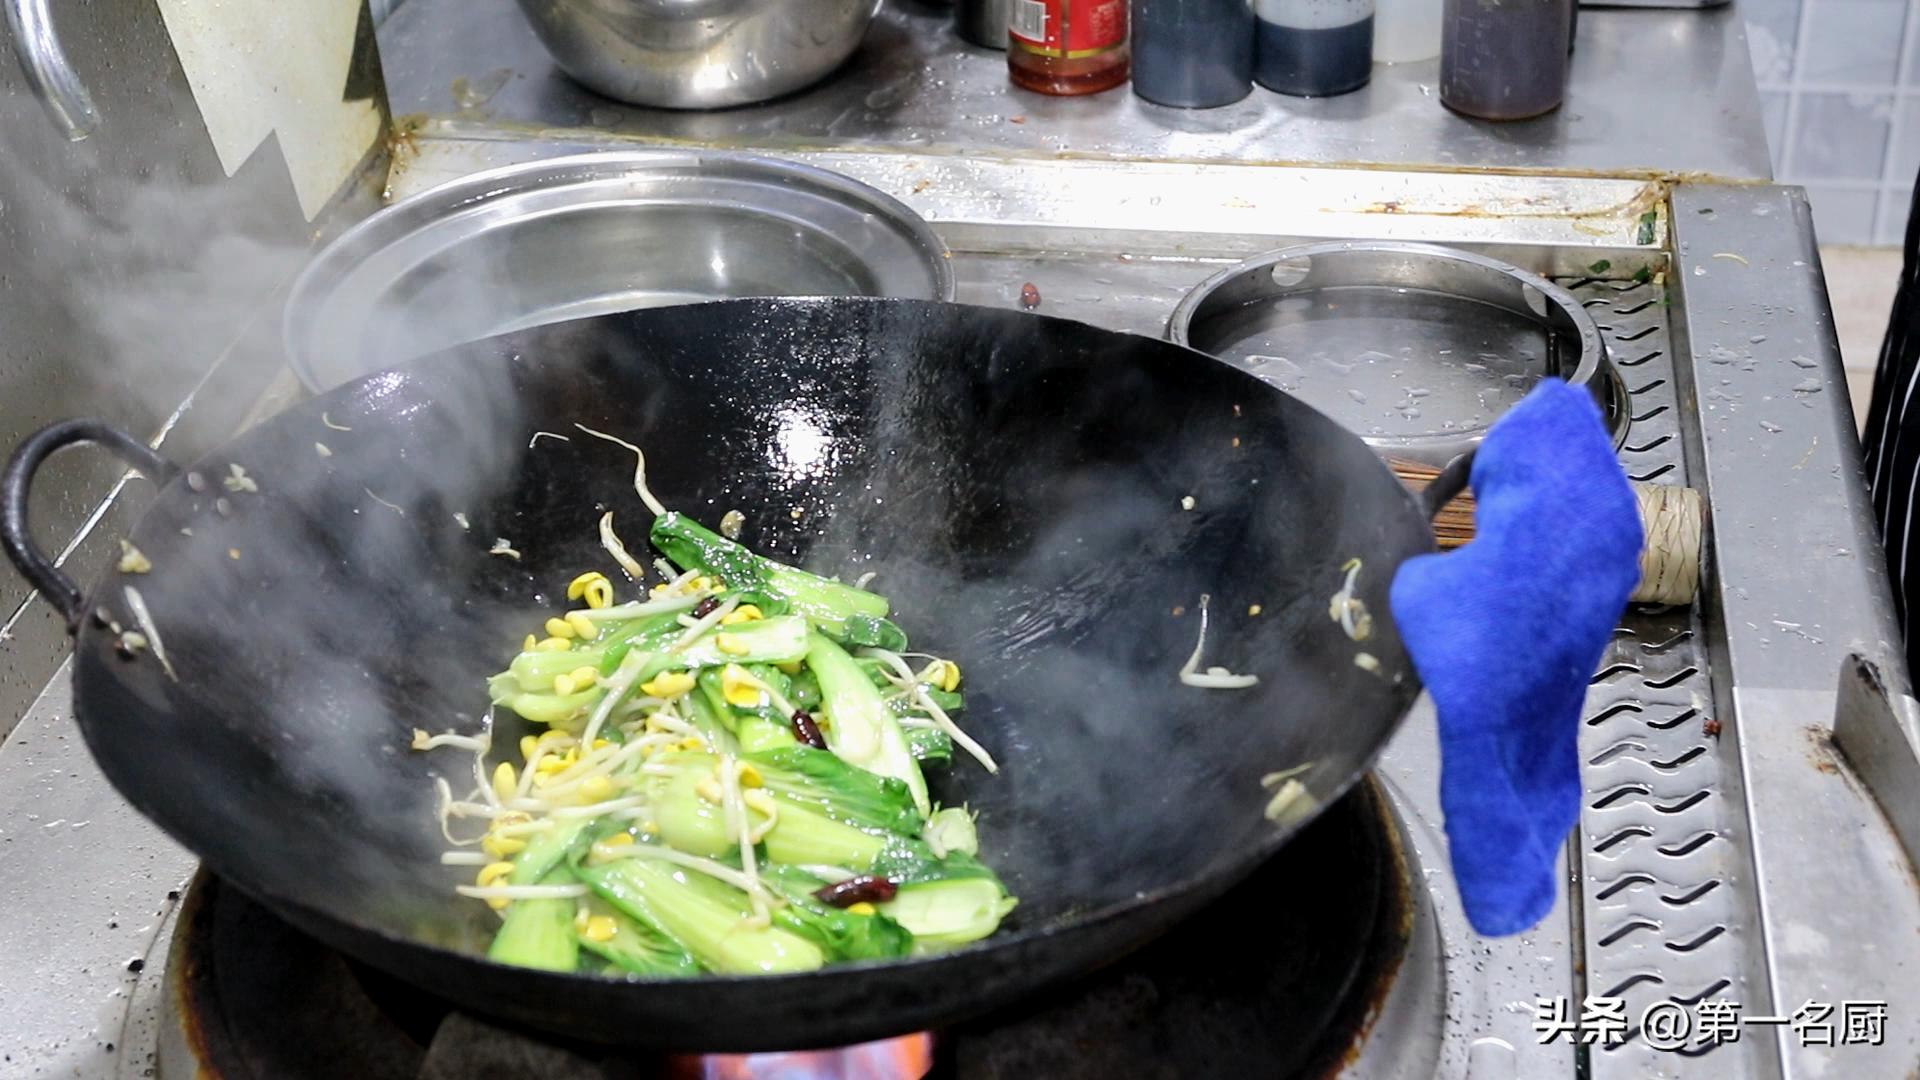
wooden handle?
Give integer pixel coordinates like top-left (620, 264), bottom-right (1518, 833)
top-left (1390, 458), bottom-right (1705, 607)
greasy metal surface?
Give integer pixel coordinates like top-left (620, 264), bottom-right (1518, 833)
top-left (1480, 275), bottom-right (1745, 1080)
top-left (0, 666), bottom-right (195, 1078)
top-left (1333, 771), bottom-right (1452, 1079)
top-left (113, 881), bottom-right (184, 1080)
top-left (390, 136), bottom-right (1673, 266)
top-left (1562, 275), bottom-right (1769, 1078)
top-left (1169, 242), bottom-right (1620, 465)
top-left (377, 0), bottom-right (1770, 181)
top-left (1831, 657), bottom-right (1920, 871)
top-left (1366, 704), bottom-right (1576, 1080)
top-left (1730, 687), bottom-right (1920, 1077)
top-left (162, 872), bottom-right (434, 1079)
top-left (287, 149), bottom-right (955, 390)
top-left (1668, 188), bottom-right (1905, 700)
top-left (1668, 185), bottom-right (1920, 1080)
top-left (513, 0), bottom-right (881, 109)
top-left (0, 0), bottom-right (390, 742)
top-left (1578, 610), bottom-right (1766, 1073)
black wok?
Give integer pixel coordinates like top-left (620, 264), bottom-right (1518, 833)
top-left (2, 298), bottom-right (1463, 1050)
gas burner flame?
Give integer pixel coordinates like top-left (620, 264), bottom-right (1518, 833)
top-left (672, 1033), bottom-right (934, 1080)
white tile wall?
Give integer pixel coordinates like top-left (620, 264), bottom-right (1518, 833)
top-left (1750, 0), bottom-right (1920, 245)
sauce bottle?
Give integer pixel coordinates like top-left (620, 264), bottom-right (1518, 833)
top-left (959, 0), bottom-right (1012, 48)
top-left (1009, 0), bottom-right (1131, 95)
top-left (1132, 0), bottom-right (1255, 108)
top-left (1254, 0), bottom-right (1375, 97)
top-left (1439, 0), bottom-right (1572, 119)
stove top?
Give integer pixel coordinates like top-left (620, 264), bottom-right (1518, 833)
top-left (9, 51), bottom-right (1920, 1073)
top-left (148, 780), bottom-right (1421, 1080)
top-left (8, 275), bottom-right (1772, 1080)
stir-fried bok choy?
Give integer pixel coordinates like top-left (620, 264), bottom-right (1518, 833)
top-left (416, 508), bottom-right (1013, 977)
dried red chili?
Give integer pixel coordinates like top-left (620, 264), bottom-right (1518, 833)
top-left (790, 709), bottom-right (828, 750)
top-left (813, 875), bottom-right (899, 907)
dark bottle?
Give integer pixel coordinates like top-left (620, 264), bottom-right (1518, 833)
top-left (1131, 0), bottom-right (1255, 108)
top-left (958, 0), bottom-right (1012, 48)
top-left (1439, 0), bottom-right (1572, 120)
top-left (1009, 0), bottom-right (1132, 96)
top-left (1254, 0), bottom-right (1375, 97)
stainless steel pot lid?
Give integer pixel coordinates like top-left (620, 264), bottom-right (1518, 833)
top-left (1167, 241), bottom-right (1628, 465)
top-left (285, 150), bottom-right (955, 392)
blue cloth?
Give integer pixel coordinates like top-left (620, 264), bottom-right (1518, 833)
top-left (1389, 379), bottom-right (1643, 936)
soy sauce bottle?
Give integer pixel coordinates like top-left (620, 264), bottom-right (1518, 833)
top-left (1131, 0), bottom-right (1255, 107)
top-left (1254, 0), bottom-right (1375, 97)
top-left (1439, 0), bottom-right (1572, 119)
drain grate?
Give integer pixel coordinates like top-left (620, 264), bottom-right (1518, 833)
top-left (1565, 277), bottom-right (1765, 1078)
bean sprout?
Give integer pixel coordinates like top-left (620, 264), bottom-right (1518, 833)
top-left (574, 423), bottom-right (668, 517)
top-left (1178, 594), bottom-right (1258, 689)
top-left (121, 586), bottom-right (177, 682)
top-left (1328, 558), bottom-right (1372, 642)
top-left (456, 883), bottom-right (591, 901)
top-left (598, 512), bottom-right (648, 581)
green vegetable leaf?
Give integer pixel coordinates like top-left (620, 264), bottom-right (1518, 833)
top-left (759, 864), bottom-right (914, 962)
top-left (574, 856), bottom-right (824, 975)
top-left (1635, 210), bottom-right (1659, 246)
top-left (838, 614), bottom-right (909, 651)
top-left (747, 745), bottom-right (924, 836)
top-left (575, 896), bottom-right (702, 977)
top-left (903, 725), bottom-right (953, 766)
top-left (673, 615), bottom-right (810, 667)
top-left (924, 806), bottom-right (979, 858)
top-left (487, 867), bottom-right (581, 972)
top-left (870, 839), bottom-right (1002, 887)
top-left (882, 879), bottom-right (1018, 953)
top-left (887, 688), bottom-right (964, 717)
top-left (651, 512), bottom-right (891, 639)
top-left (806, 632), bottom-right (930, 817)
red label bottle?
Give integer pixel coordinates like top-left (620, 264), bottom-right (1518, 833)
top-left (1008, 0), bottom-right (1130, 96)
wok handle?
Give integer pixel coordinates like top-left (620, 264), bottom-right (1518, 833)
top-left (2, 420), bottom-right (181, 627)
top-left (1419, 451), bottom-right (1475, 522)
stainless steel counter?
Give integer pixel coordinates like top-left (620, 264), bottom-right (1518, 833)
top-left (378, 0), bottom-right (1770, 182)
top-left (13, 5), bottom-right (1920, 1079)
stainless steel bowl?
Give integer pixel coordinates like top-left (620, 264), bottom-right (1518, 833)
top-left (515, 0), bottom-right (882, 109)
top-left (1168, 241), bottom-right (1627, 465)
top-left (284, 150), bottom-right (954, 392)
